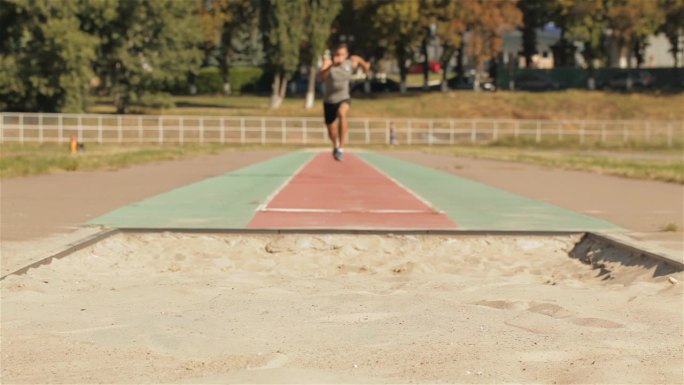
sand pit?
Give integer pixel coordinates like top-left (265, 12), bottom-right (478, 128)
top-left (1, 232), bottom-right (682, 384)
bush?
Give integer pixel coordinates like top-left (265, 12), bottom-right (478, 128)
top-left (229, 66), bottom-right (263, 93)
top-left (196, 67), bottom-right (224, 94)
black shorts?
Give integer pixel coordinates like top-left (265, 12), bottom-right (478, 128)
top-left (323, 99), bottom-right (351, 125)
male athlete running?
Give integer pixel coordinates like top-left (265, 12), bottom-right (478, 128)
top-left (319, 43), bottom-right (371, 161)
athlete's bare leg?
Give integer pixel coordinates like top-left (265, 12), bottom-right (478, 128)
top-left (326, 122), bottom-right (338, 148)
top-left (337, 102), bottom-right (350, 149)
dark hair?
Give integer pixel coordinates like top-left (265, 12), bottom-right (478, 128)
top-left (335, 43), bottom-right (349, 51)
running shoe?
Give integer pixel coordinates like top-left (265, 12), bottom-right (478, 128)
top-left (333, 147), bottom-right (344, 161)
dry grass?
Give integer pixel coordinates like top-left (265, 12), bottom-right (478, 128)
top-left (418, 145), bottom-right (684, 184)
top-left (89, 90), bottom-right (684, 121)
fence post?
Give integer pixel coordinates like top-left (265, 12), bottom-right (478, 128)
top-left (180, 117), bottom-right (184, 145)
top-left (158, 116), bottom-right (163, 144)
top-left (535, 120), bottom-right (541, 143)
top-left (450, 120), bottom-right (454, 145)
top-left (428, 120), bottom-right (434, 145)
top-left (303, 119), bottom-right (307, 144)
top-left (220, 118), bottom-right (225, 144)
top-left (601, 122), bottom-right (606, 144)
top-left (493, 121), bottom-right (498, 142)
top-left (365, 119), bottom-right (370, 144)
top-left (117, 116), bottom-right (122, 144)
top-left (282, 118), bottom-right (286, 144)
top-left (385, 120), bottom-right (390, 144)
top-left (137, 116), bottom-right (142, 144)
top-left (667, 123), bottom-right (673, 147)
top-left (261, 118), bottom-right (265, 145)
top-left (470, 121), bottom-right (476, 143)
top-left (408, 120), bottom-right (412, 145)
top-left (79, 115), bottom-right (84, 143)
top-left (19, 114), bottom-right (24, 144)
top-left (200, 117), bottom-right (204, 144)
top-left (38, 112), bottom-right (44, 144)
top-left (240, 118), bottom-right (246, 144)
top-left (59, 114), bottom-right (64, 144)
top-left (95, 115), bottom-right (101, 144)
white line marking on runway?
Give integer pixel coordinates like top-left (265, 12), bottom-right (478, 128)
top-left (355, 155), bottom-right (443, 213)
top-left (258, 207), bottom-right (444, 214)
top-left (255, 152), bottom-right (316, 212)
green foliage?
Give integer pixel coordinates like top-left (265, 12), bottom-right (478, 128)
top-left (659, 0), bottom-right (684, 67)
top-left (260, 0), bottom-right (307, 104)
top-left (196, 67), bottom-right (225, 94)
top-left (517, 0), bottom-right (555, 66)
top-left (261, 0), bottom-right (307, 77)
top-left (0, 0), bottom-right (98, 112)
top-left (371, 0), bottom-right (424, 89)
top-left (306, 0), bottom-right (342, 65)
top-left (80, 0), bottom-right (203, 113)
top-left (137, 92), bottom-right (175, 109)
top-left (229, 67), bottom-right (264, 93)
top-left (558, 0), bottom-right (608, 69)
top-left (606, 0), bottom-right (665, 68)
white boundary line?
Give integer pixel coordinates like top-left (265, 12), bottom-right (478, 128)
top-left (257, 151), bottom-right (444, 215)
top-left (354, 153), bottom-right (443, 214)
top-left (255, 152), bottom-right (316, 212)
top-left (258, 207), bottom-right (443, 214)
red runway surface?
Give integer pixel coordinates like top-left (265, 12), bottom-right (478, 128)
top-left (248, 152), bottom-right (456, 229)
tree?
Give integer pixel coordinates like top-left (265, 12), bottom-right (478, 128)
top-left (606, 0), bottom-right (664, 73)
top-left (659, 0), bottom-right (684, 67)
top-left (373, 0), bottom-right (424, 93)
top-left (557, 0), bottom-right (608, 89)
top-left (197, 0), bottom-right (261, 91)
top-left (0, 0), bottom-right (97, 112)
top-left (260, 0), bottom-right (307, 109)
top-left (304, 0), bottom-right (342, 109)
top-left (463, 0), bottom-right (522, 91)
top-left (517, 0), bottom-right (554, 68)
top-left (79, 0), bottom-right (203, 113)
top-left (422, 0), bottom-right (467, 91)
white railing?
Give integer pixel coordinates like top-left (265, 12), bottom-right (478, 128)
top-left (1, 112), bottom-right (682, 146)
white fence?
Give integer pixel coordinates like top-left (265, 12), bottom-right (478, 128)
top-left (1, 112), bottom-right (682, 146)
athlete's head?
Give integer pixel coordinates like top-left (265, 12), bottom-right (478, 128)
top-left (333, 43), bottom-right (349, 65)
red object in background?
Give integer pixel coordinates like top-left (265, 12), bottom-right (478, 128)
top-left (408, 61), bottom-right (442, 74)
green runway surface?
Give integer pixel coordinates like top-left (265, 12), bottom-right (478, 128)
top-left (359, 152), bottom-right (618, 231)
top-left (91, 150), bottom-right (620, 231)
top-left (91, 151), bottom-right (313, 228)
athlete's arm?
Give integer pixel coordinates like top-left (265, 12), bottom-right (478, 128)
top-left (350, 55), bottom-right (371, 73)
top-left (319, 58), bottom-right (333, 81)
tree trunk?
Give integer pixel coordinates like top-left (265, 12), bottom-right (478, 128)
top-left (623, 44), bottom-right (633, 91)
top-left (305, 64), bottom-right (316, 109)
top-left (522, 24), bottom-right (537, 68)
top-left (397, 43), bottom-right (408, 93)
top-left (473, 63), bottom-right (481, 92)
top-left (278, 74), bottom-right (288, 98)
top-left (422, 36), bottom-right (429, 91)
top-left (441, 62), bottom-right (449, 92)
top-left (270, 71), bottom-right (283, 109)
top-left (456, 41), bottom-right (464, 79)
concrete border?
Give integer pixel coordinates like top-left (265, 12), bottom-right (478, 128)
top-left (0, 228), bottom-right (120, 281)
top-left (1, 228), bottom-right (681, 281)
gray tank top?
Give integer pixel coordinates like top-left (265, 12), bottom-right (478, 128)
top-left (324, 59), bottom-right (353, 103)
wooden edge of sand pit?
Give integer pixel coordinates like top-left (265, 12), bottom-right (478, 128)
top-left (1, 227), bottom-right (681, 282)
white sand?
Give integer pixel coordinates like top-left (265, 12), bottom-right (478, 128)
top-left (1, 233), bottom-right (682, 384)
